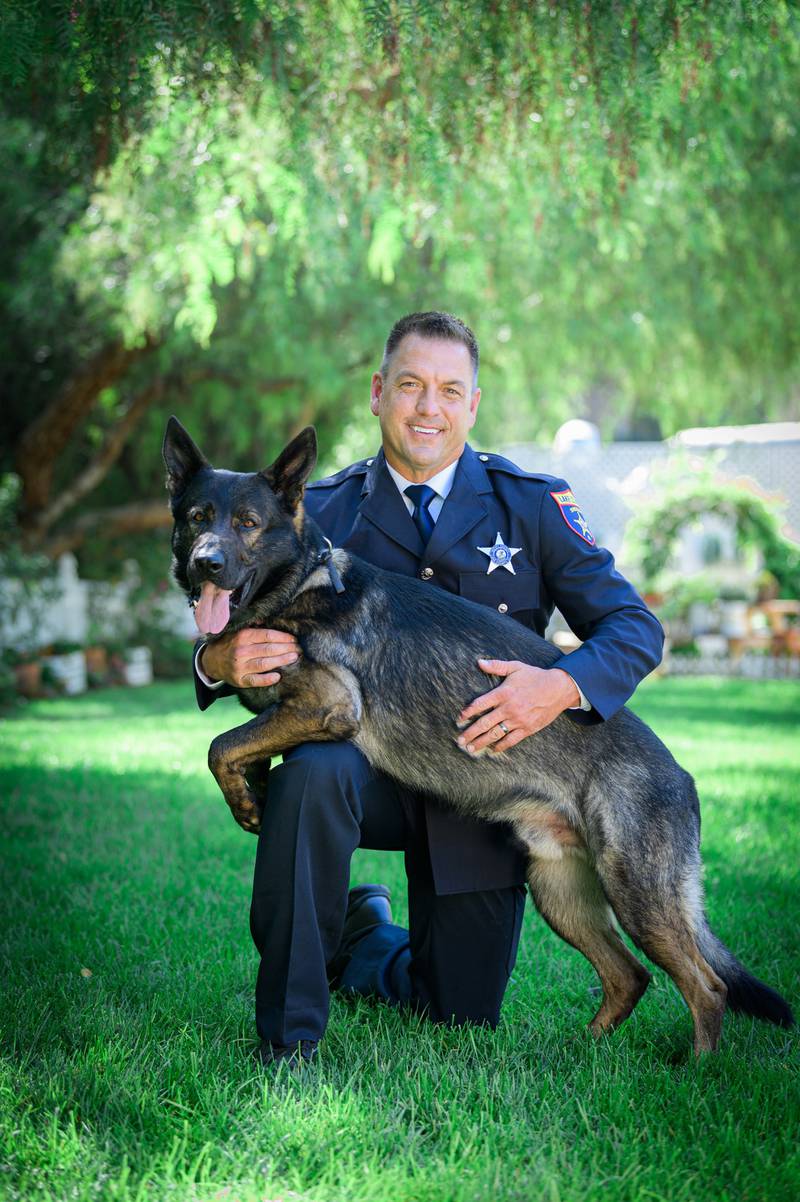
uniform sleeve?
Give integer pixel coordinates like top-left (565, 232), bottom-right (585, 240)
top-left (539, 479), bottom-right (664, 722)
top-left (192, 640), bottom-right (235, 711)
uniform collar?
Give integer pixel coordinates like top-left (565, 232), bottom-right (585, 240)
top-left (359, 445), bottom-right (491, 561)
top-left (361, 444), bottom-right (491, 497)
top-left (384, 457), bottom-right (459, 501)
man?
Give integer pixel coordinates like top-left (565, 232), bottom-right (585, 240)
top-left (194, 311), bottom-right (664, 1065)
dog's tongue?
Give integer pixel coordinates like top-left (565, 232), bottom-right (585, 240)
top-left (194, 582), bottom-right (232, 635)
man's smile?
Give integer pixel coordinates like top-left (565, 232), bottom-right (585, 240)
top-left (408, 424), bottom-right (444, 437)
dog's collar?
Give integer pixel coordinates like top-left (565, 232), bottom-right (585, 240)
top-left (316, 537), bottom-right (346, 594)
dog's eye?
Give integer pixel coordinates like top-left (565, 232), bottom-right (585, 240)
top-left (189, 509), bottom-right (204, 523)
top-left (239, 517), bottom-right (258, 529)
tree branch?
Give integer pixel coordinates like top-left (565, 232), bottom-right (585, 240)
top-left (30, 377), bottom-right (165, 540)
top-left (42, 500), bottom-right (173, 559)
top-left (15, 336), bottom-right (156, 518)
top-left (183, 366), bottom-right (305, 395)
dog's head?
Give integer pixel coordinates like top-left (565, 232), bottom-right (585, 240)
top-left (162, 417), bottom-right (317, 635)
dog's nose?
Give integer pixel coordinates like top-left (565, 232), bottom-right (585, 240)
top-left (195, 549), bottom-right (225, 575)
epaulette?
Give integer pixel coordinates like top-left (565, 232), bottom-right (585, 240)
top-left (475, 451), bottom-right (559, 485)
top-left (306, 458), bottom-right (374, 491)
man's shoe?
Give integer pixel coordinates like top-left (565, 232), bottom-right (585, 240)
top-left (257, 1039), bottom-right (319, 1068)
top-left (327, 883), bottom-right (392, 987)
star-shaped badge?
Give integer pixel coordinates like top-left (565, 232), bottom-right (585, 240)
top-left (477, 532), bottom-right (521, 574)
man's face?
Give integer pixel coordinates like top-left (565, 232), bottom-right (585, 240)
top-left (370, 334), bottom-right (481, 482)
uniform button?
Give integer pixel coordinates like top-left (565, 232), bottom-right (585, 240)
top-left (421, 567), bottom-right (434, 580)
top-left (498, 602), bottom-right (508, 614)
top-left (366, 458), bottom-right (374, 466)
top-left (479, 454), bottom-right (489, 462)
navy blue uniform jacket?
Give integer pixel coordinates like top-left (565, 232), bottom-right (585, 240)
top-left (195, 444), bottom-right (664, 895)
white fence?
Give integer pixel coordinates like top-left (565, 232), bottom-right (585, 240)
top-left (2, 556), bottom-right (798, 682)
top-left (666, 653), bottom-right (800, 679)
top-left (0, 553), bottom-right (195, 655)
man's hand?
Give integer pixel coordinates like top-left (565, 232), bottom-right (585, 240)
top-left (457, 661), bottom-right (580, 754)
top-left (200, 628), bottom-right (300, 689)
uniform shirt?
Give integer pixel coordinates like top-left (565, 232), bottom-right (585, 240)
top-left (197, 452), bottom-right (591, 710)
top-left (384, 457), bottom-right (591, 713)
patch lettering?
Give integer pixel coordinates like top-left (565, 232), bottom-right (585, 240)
top-left (549, 489), bottom-right (596, 546)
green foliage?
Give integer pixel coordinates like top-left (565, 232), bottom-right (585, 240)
top-left (1, 2), bottom-right (799, 567)
top-left (0, 653), bottom-right (19, 708)
top-left (655, 573), bottom-right (722, 624)
top-left (144, 629), bottom-right (194, 679)
top-left (625, 459), bottom-right (800, 598)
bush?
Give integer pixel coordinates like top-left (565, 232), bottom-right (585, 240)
top-left (624, 459), bottom-right (800, 600)
top-left (0, 658), bottom-right (19, 708)
top-left (143, 629), bottom-right (193, 679)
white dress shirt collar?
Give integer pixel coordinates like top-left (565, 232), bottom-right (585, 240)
top-left (384, 457), bottom-right (460, 504)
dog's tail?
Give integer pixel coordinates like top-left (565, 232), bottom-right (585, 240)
top-left (697, 923), bottom-right (794, 1028)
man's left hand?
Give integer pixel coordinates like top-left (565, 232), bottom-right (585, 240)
top-left (457, 661), bottom-right (580, 754)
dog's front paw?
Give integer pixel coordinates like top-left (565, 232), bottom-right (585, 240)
top-left (217, 778), bottom-right (264, 834)
top-left (237, 812), bottom-right (262, 836)
top-left (228, 792), bottom-right (263, 834)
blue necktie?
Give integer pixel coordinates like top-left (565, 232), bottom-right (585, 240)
top-left (404, 484), bottom-right (437, 545)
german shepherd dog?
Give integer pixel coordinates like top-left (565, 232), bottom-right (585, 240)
top-left (163, 418), bottom-right (793, 1055)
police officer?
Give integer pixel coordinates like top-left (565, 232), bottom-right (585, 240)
top-left (194, 311), bottom-right (664, 1065)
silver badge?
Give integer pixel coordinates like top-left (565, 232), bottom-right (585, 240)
top-left (477, 532), bottom-right (521, 575)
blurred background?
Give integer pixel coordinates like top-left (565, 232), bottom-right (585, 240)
top-left (1, 0), bottom-right (798, 697)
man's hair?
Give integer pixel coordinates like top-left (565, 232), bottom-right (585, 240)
top-left (380, 311), bottom-right (479, 384)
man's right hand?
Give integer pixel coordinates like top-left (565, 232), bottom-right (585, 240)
top-left (199, 628), bottom-right (300, 689)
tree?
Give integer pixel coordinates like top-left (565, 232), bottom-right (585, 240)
top-left (1, 1), bottom-right (798, 569)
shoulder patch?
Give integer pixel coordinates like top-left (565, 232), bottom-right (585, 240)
top-left (549, 488), bottom-right (596, 546)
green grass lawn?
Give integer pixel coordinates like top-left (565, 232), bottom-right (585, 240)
top-left (1, 677), bottom-right (798, 1202)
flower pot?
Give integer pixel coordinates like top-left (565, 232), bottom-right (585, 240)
top-left (14, 660), bottom-right (42, 698)
top-left (123, 646), bottom-right (153, 687)
top-left (84, 646), bottom-right (109, 677)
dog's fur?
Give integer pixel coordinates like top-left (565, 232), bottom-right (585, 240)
top-left (163, 418), bottom-right (794, 1054)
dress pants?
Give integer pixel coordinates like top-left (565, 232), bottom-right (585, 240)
top-left (249, 741), bottom-right (526, 1047)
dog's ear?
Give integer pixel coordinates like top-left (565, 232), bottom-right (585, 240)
top-left (162, 417), bottom-right (210, 498)
top-left (261, 427), bottom-right (318, 511)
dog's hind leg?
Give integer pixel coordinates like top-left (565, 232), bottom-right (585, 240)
top-left (593, 858), bottom-right (728, 1056)
top-left (526, 849), bottom-right (652, 1036)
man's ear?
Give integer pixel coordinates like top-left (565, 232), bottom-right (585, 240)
top-left (261, 426), bottom-right (318, 511)
top-left (162, 417), bottom-right (210, 498)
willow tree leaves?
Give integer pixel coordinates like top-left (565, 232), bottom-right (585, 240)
top-left (1, 1), bottom-right (798, 565)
